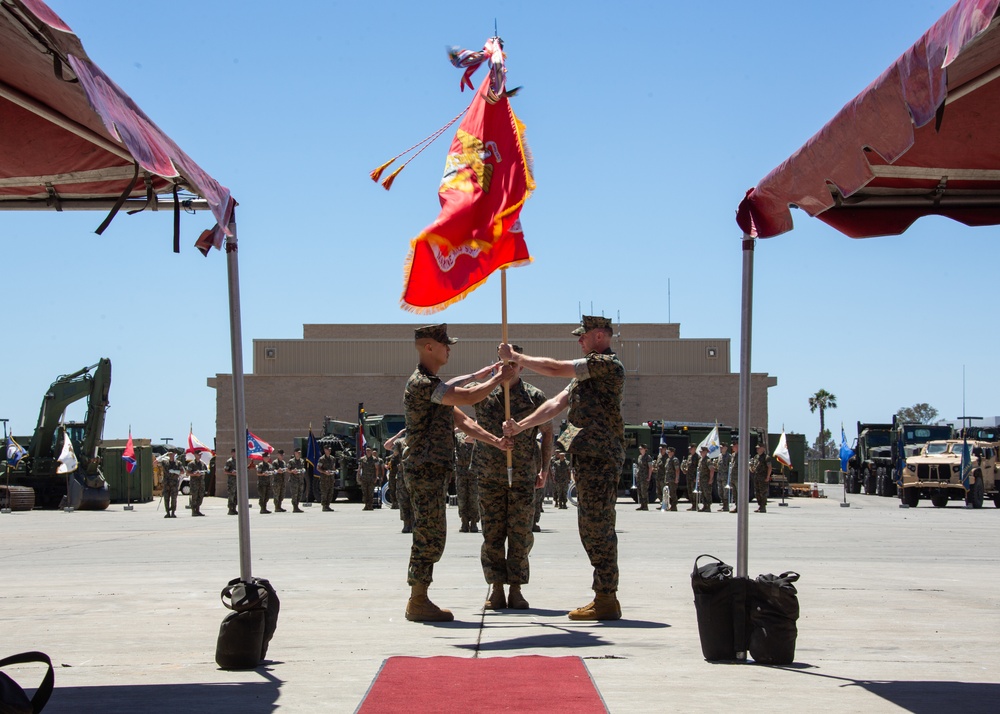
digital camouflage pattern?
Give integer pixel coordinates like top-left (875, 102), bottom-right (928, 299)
top-left (286, 456), bottom-right (306, 508)
top-left (716, 450), bottom-right (732, 511)
top-left (665, 454), bottom-right (680, 509)
top-left (403, 364), bottom-right (456, 586)
top-left (255, 459), bottom-right (273, 510)
top-left (185, 458), bottom-right (206, 515)
top-left (317, 452), bottom-right (337, 509)
top-left (358, 454), bottom-right (380, 510)
top-left (386, 448), bottom-right (401, 509)
top-left (271, 456), bottom-right (287, 510)
top-left (696, 454), bottom-right (714, 510)
top-left (750, 452), bottom-right (771, 510)
top-left (224, 456), bottom-right (238, 513)
top-left (473, 380), bottom-right (547, 585)
top-left (454, 433), bottom-right (478, 526)
top-left (559, 349), bottom-right (625, 595)
top-left (549, 455), bottom-right (571, 508)
top-left (636, 450), bottom-right (653, 507)
top-left (160, 455), bottom-right (181, 516)
top-left (395, 441), bottom-right (413, 528)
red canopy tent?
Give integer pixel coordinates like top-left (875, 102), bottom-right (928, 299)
top-left (730, 0), bottom-right (1000, 611)
top-left (1, 0), bottom-right (255, 579)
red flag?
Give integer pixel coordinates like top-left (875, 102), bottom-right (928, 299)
top-left (122, 431), bottom-right (136, 474)
top-left (401, 73), bottom-right (533, 313)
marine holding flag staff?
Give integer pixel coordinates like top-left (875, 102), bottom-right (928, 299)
top-left (403, 323), bottom-right (516, 623)
top-left (500, 315), bottom-right (626, 621)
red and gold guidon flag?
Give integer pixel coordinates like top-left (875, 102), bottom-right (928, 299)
top-left (401, 73), bottom-right (534, 313)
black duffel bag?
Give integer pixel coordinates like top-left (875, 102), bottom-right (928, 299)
top-left (691, 554), bottom-right (749, 661)
top-left (747, 571), bottom-right (799, 665)
top-left (215, 577), bottom-right (280, 670)
top-left (0, 651), bottom-right (54, 714)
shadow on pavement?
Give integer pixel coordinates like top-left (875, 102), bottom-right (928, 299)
top-left (458, 628), bottom-right (611, 652)
top-left (39, 678), bottom-right (282, 714)
top-left (778, 666), bottom-right (1000, 714)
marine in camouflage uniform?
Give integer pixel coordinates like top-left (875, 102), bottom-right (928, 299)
top-left (750, 443), bottom-right (772, 513)
top-left (454, 432), bottom-right (478, 532)
top-left (635, 445), bottom-right (653, 510)
top-left (473, 360), bottom-right (551, 610)
top-left (728, 442), bottom-right (740, 513)
top-left (358, 449), bottom-right (379, 511)
top-left (716, 443), bottom-right (732, 512)
top-left (386, 444), bottom-right (401, 510)
top-left (286, 449), bottom-right (306, 513)
top-left (394, 440), bottom-right (413, 532)
top-left (403, 323), bottom-right (513, 623)
top-left (696, 446), bottom-right (715, 512)
top-left (683, 446), bottom-right (700, 510)
top-left (159, 453), bottom-right (181, 518)
top-left (223, 450), bottom-right (238, 515)
top-left (653, 445), bottom-right (668, 509)
top-left (665, 448), bottom-right (681, 510)
top-left (549, 452), bottom-right (571, 509)
top-left (256, 454), bottom-right (273, 514)
top-left (316, 446), bottom-right (337, 511)
top-left (185, 456), bottom-right (207, 516)
top-left (500, 315), bottom-right (626, 621)
top-left (271, 450), bottom-right (288, 512)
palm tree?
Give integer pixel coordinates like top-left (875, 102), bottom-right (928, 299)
top-left (808, 389), bottom-right (838, 458)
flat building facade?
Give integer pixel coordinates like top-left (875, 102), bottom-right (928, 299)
top-left (209, 322), bottom-right (775, 493)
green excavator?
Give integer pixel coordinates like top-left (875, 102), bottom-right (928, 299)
top-left (2, 359), bottom-right (112, 510)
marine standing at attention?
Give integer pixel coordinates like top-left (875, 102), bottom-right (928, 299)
top-left (402, 323), bottom-right (515, 623)
top-left (500, 315), bottom-right (626, 621)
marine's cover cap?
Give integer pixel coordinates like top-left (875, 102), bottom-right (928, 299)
top-left (571, 315), bottom-right (612, 336)
top-left (415, 324), bottom-right (458, 344)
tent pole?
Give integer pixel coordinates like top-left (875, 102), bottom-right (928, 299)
top-left (225, 219), bottom-right (252, 581)
top-left (736, 232), bottom-right (755, 661)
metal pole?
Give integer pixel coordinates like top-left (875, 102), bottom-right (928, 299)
top-left (1, 419), bottom-right (10, 514)
top-left (225, 219), bottom-right (253, 581)
top-left (736, 235), bottom-right (755, 579)
top-left (501, 268), bottom-right (513, 488)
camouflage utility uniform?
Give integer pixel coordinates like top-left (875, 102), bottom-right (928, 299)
top-left (716, 449), bottom-right (732, 512)
top-left (635, 450), bottom-right (653, 509)
top-left (683, 451), bottom-right (700, 510)
top-left (160, 455), bottom-right (181, 518)
top-left (286, 455), bottom-right (306, 512)
top-left (394, 441), bottom-right (413, 531)
top-left (271, 455), bottom-right (288, 512)
top-left (224, 455), bottom-right (238, 515)
top-left (186, 458), bottom-right (206, 516)
top-left (750, 450), bottom-right (772, 512)
top-left (474, 379), bottom-right (547, 587)
top-left (696, 453), bottom-right (714, 511)
top-left (653, 449), bottom-right (668, 506)
top-left (549, 454), bottom-right (571, 509)
top-left (403, 363), bottom-right (456, 587)
top-left (454, 433), bottom-right (478, 531)
top-left (358, 454), bottom-right (379, 510)
top-left (728, 448), bottom-right (739, 511)
top-left (316, 451), bottom-right (337, 510)
top-left (558, 347), bottom-right (626, 596)
top-left (665, 453), bottom-right (680, 510)
top-left (386, 448), bottom-right (401, 509)
top-left (256, 459), bottom-right (273, 513)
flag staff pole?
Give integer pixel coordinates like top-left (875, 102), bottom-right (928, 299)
top-left (501, 268), bottom-right (513, 487)
top-left (1, 419), bottom-right (10, 514)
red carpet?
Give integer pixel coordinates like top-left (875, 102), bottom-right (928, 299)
top-left (356, 655), bottom-right (608, 713)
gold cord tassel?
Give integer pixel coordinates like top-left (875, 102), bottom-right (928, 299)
top-left (370, 158), bottom-right (395, 183)
top-left (381, 166), bottom-right (405, 191)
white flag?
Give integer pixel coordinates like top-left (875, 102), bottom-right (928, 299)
top-left (698, 426), bottom-right (721, 459)
top-left (773, 431), bottom-right (792, 468)
top-left (56, 432), bottom-right (78, 474)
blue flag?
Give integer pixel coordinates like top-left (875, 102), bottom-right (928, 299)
top-left (305, 429), bottom-right (320, 472)
top-left (839, 426), bottom-right (854, 473)
top-left (6, 435), bottom-right (27, 467)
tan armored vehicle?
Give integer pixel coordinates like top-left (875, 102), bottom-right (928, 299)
top-left (901, 440), bottom-right (998, 508)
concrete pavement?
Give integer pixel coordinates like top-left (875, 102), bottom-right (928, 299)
top-left (2, 487), bottom-right (998, 712)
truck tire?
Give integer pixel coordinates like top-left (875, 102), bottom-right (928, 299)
top-left (968, 475), bottom-right (984, 509)
top-left (863, 468), bottom-right (877, 495)
top-left (993, 495), bottom-right (1000, 509)
top-left (875, 472), bottom-right (885, 497)
top-left (931, 493), bottom-right (949, 508)
top-left (902, 488), bottom-right (919, 508)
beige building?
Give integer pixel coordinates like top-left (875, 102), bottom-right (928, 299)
top-left (208, 322), bottom-right (776, 491)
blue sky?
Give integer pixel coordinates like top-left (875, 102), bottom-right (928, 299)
top-left (4, 0), bottom-right (997, 449)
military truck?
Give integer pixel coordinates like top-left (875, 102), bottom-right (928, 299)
top-left (900, 439), bottom-right (999, 508)
top-left (846, 422), bottom-right (893, 495)
top-left (889, 420), bottom-right (953, 496)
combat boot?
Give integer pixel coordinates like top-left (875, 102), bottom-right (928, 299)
top-left (459, 520), bottom-right (469, 533)
top-left (260, 507), bottom-right (271, 514)
top-left (292, 506), bottom-right (304, 513)
top-left (568, 593), bottom-right (621, 621)
top-left (228, 509), bottom-right (238, 516)
top-left (401, 522), bottom-right (412, 534)
top-left (469, 523), bottom-right (478, 533)
top-left (405, 584), bottom-right (454, 622)
top-left (485, 584), bottom-right (506, 610)
top-left (507, 585), bottom-right (529, 610)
